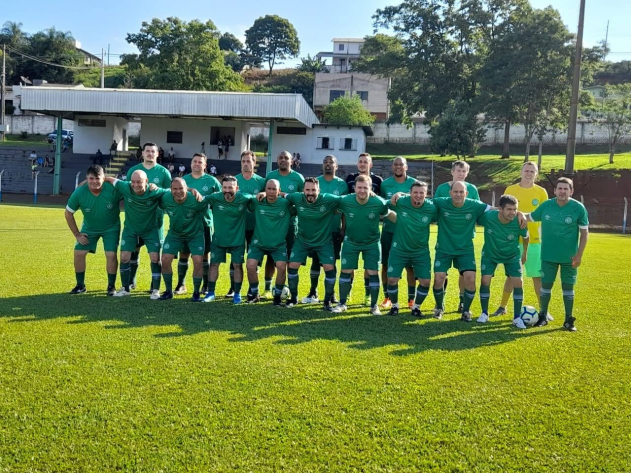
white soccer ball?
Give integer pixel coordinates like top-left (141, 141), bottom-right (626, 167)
top-left (280, 286), bottom-right (291, 301)
top-left (519, 305), bottom-right (539, 326)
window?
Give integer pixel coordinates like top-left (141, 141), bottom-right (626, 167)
top-left (329, 90), bottom-right (345, 103)
top-left (339, 138), bottom-right (357, 151)
top-left (167, 131), bottom-right (183, 144)
top-left (316, 137), bottom-right (334, 150)
top-left (356, 91), bottom-right (369, 101)
top-left (78, 118), bottom-right (106, 127)
top-left (277, 127), bottom-right (307, 135)
top-left (338, 44), bottom-right (345, 51)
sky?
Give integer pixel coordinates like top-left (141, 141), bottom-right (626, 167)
top-left (2, 0), bottom-right (630, 67)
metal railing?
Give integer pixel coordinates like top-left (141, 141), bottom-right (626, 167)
top-left (0, 170), bottom-right (4, 202)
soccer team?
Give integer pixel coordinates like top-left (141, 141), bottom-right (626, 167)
top-left (64, 143), bottom-right (589, 331)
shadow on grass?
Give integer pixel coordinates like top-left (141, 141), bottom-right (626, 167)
top-left (0, 292), bottom-right (554, 356)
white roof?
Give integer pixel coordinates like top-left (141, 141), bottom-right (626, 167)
top-left (331, 38), bottom-right (365, 43)
top-left (19, 86), bottom-right (319, 127)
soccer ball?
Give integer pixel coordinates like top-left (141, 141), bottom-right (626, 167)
top-left (280, 286), bottom-right (291, 301)
top-left (519, 305), bottom-right (539, 326)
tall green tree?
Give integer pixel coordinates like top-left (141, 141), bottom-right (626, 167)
top-left (23, 27), bottom-right (81, 84)
top-left (297, 54), bottom-right (327, 73)
top-left (121, 17), bottom-right (246, 91)
top-left (218, 32), bottom-right (243, 53)
top-left (588, 84), bottom-right (631, 164)
top-left (245, 15), bottom-right (300, 76)
top-left (322, 95), bottom-right (375, 126)
top-left (0, 21), bottom-right (29, 83)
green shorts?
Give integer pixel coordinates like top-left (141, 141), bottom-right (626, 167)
top-left (541, 261), bottom-right (577, 285)
top-left (163, 231), bottom-right (205, 256)
top-left (341, 240), bottom-right (381, 271)
top-left (380, 230), bottom-right (394, 264)
top-left (520, 242), bottom-right (542, 278)
top-left (248, 243), bottom-right (288, 263)
top-left (120, 226), bottom-right (162, 253)
top-left (434, 251), bottom-right (476, 274)
top-left (481, 254), bottom-right (522, 278)
top-left (290, 239), bottom-right (336, 266)
top-left (211, 242), bottom-right (246, 264)
top-left (387, 248), bottom-right (431, 280)
top-left (75, 226), bottom-right (120, 253)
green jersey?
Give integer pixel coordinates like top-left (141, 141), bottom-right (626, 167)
top-left (317, 175), bottom-right (349, 232)
top-left (434, 197), bottom-right (489, 255)
top-left (285, 193), bottom-right (341, 246)
top-left (479, 210), bottom-right (529, 262)
top-left (251, 198), bottom-right (294, 250)
top-left (114, 180), bottom-right (167, 235)
top-left (160, 192), bottom-right (208, 239)
top-left (127, 163), bottom-right (172, 188)
top-left (67, 183), bottom-right (122, 233)
top-left (265, 169), bottom-right (305, 194)
top-left (434, 181), bottom-right (480, 200)
top-left (392, 196), bottom-right (438, 251)
top-left (183, 173), bottom-right (221, 228)
top-left (381, 175), bottom-right (418, 233)
top-left (531, 198), bottom-right (589, 263)
top-left (236, 173), bottom-right (267, 231)
top-left (338, 194), bottom-right (389, 246)
top-left (206, 192), bottom-right (254, 247)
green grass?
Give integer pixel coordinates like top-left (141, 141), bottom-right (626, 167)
top-left (0, 134), bottom-right (49, 148)
top-left (1, 204), bottom-right (630, 471)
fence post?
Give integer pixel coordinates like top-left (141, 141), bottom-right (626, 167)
top-left (0, 169), bottom-right (4, 202)
top-left (580, 195), bottom-right (584, 204)
top-left (624, 197), bottom-right (628, 234)
top-left (33, 171), bottom-right (40, 203)
top-left (75, 171), bottom-right (81, 189)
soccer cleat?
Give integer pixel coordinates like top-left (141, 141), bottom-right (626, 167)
top-left (262, 290), bottom-right (273, 299)
top-left (150, 289), bottom-right (161, 300)
top-left (512, 318), bottom-right (527, 329)
top-left (458, 301), bottom-right (464, 313)
top-left (364, 295), bottom-right (371, 307)
top-left (233, 294), bottom-right (242, 305)
top-left (433, 308), bottom-right (444, 320)
top-left (546, 312), bottom-right (554, 322)
top-left (301, 294), bottom-right (320, 304)
top-left (201, 284), bottom-right (208, 294)
top-left (69, 285), bottom-right (87, 295)
top-left (129, 283), bottom-right (137, 290)
top-left (491, 306), bottom-right (507, 317)
top-left (191, 292), bottom-right (202, 302)
top-left (273, 295), bottom-right (283, 306)
top-left (408, 299), bottom-right (414, 309)
top-left (381, 297), bottom-right (392, 309)
top-left (322, 301), bottom-right (333, 312)
top-left (387, 306), bottom-right (399, 317)
top-left (533, 317), bottom-right (548, 327)
top-left (411, 307), bottom-right (423, 318)
top-left (203, 292), bottom-right (216, 302)
top-left (247, 294), bottom-right (261, 304)
top-left (106, 285), bottom-right (116, 297)
top-left (331, 294), bottom-right (339, 305)
top-left (174, 284), bottom-right (187, 295)
top-left (563, 316), bottom-right (577, 332)
top-left (461, 311), bottom-right (472, 322)
top-left (331, 304), bottom-right (347, 313)
top-left (284, 298), bottom-right (297, 308)
top-left (476, 312), bottom-right (489, 323)
top-left (113, 288), bottom-right (131, 297)
top-left (370, 305), bottom-right (382, 316)
top-left (225, 289), bottom-right (235, 298)
top-left (158, 291), bottom-right (173, 300)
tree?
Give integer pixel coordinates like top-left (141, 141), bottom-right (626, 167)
top-left (429, 101), bottom-right (487, 158)
top-left (297, 54), bottom-right (327, 73)
top-left (121, 17), bottom-right (246, 91)
top-left (322, 95), bottom-right (376, 126)
top-left (245, 15), bottom-right (300, 76)
top-left (588, 84), bottom-right (631, 164)
top-left (219, 32), bottom-right (243, 53)
top-left (252, 70), bottom-right (316, 107)
top-left (23, 27), bottom-right (82, 84)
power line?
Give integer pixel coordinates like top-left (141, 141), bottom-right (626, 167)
top-left (5, 45), bottom-right (98, 70)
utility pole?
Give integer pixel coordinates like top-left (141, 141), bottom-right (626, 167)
top-left (604, 20), bottom-right (609, 59)
top-left (1, 43), bottom-right (6, 142)
top-left (100, 48), bottom-right (105, 88)
top-left (107, 44), bottom-right (110, 66)
top-left (565, 0), bottom-right (586, 174)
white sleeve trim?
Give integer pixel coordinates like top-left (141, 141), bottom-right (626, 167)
top-left (66, 205), bottom-right (77, 213)
top-left (579, 225), bottom-right (589, 230)
top-left (112, 178), bottom-right (120, 186)
top-left (484, 204), bottom-right (492, 212)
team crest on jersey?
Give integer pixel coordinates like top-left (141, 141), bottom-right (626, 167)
top-left (507, 234), bottom-right (515, 240)
top-left (186, 211), bottom-right (194, 218)
top-left (153, 177), bottom-right (160, 184)
top-left (146, 201), bottom-right (152, 206)
top-left (202, 186), bottom-right (209, 192)
top-left (564, 217), bottom-right (573, 224)
top-left (368, 212), bottom-right (376, 220)
top-left (279, 211), bottom-right (286, 217)
top-left (422, 216), bottom-right (429, 223)
top-left (253, 239), bottom-right (259, 245)
top-left (238, 205), bottom-right (244, 211)
top-left (106, 203), bottom-right (114, 209)
top-left (288, 184), bottom-right (296, 191)
top-left (401, 211), bottom-right (408, 217)
top-left (164, 243), bottom-right (170, 249)
top-left (127, 198), bottom-right (133, 203)
top-left (320, 206), bottom-right (326, 213)
top-left (532, 199), bottom-right (539, 206)
top-left (333, 190), bottom-right (340, 195)
top-left (465, 213), bottom-right (472, 220)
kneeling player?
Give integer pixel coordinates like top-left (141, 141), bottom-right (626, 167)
top-left (475, 195), bottom-right (529, 328)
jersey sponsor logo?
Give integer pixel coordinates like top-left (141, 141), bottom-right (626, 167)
top-left (564, 217), bottom-right (573, 224)
top-left (320, 206), bottom-right (327, 213)
top-left (368, 212), bottom-right (376, 220)
top-left (422, 216), bottom-right (429, 223)
top-left (153, 177), bottom-right (160, 184)
top-left (106, 203), bottom-right (114, 210)
top-left (465, 213), bottom-right (472, 220)
top-left (532, 198), bottom-right (540, 206)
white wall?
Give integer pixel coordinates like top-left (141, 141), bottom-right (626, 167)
top-left (140, 117), bottom-right (246, 161)
top-left (73, 115), bottom-right (129, 154)
top-left (8, 115), bottom-right (74, 134)
top-left (313, 73), bottom-right (390, 115)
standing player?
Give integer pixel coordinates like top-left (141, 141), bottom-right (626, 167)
top-left (235, 150), bottom-right (266, 298)
top-left (262, 151), bottom-right (305, 298)
top-left (303, 155), bottom-right (349, 304)
top-left (526, 178), bottom-right (589, 331)
top-left (380, 156), bottom-right (418, 309)
top-left (345, 152), bottom-right (384, 305)
top-left (385, 181), bottom-right (438, 316)
top-left (65, 165), bottom-right (122, 295)
top-left (177, 153), bottom-right (221, 294)
top-left (434, 160), bottom-right (480, 313)
top-left (126, 143), bottom-right (172, 289)
top-left (106, 171), bottom-right (168, 299)
top-left (492, 162), bottom-right (550, 320)
top-left (285, 178), bottom-right (341, 310)
top-left (158, 179), bottom-right (206, 300)
top-left (333, 175), bottom-right (394, 315)
top-left (203, 176), bottom-right (254, 305)
top-left (475, 195), bottom-right (530, 328)
top-left (246, 179), bottom-right (293, 306)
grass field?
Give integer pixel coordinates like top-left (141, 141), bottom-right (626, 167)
top-left (1, 204), bottom-right (630, 471)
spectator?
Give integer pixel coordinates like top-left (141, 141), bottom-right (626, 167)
top-left (31, 163), bottom-right (38, 179)
top-left (135, 147), bottom-right (142, 162)
top-left (178, 163), bottom-right (186, 177)
top-left (95, 149), bottom-right (103, 165)
top-left (168, 147), bottom-right (175, 163)
top-left (225, 136), bottom-right (231, 159)
top-left (209, 163), bottom-right (217, 176)
top-left (158, 147), bottom-right (165, 164)
top-left (37, 155), bottom-right (44, 167)
top-left (167, 162), bottom-right (175, 175)
top-left (48, 155), bottom-right (55, 173)
top-left (217, 138), bottom-right (224, 159)
top-left (120, 173), bottom-right (128, 181)
top-left (295, 153), bottom-right (302, 169)
top-left (29, 150), bottom-right (38, 165)
top-left (44, 155), bottom-right (50, 167)
top-left (110, 140), bottom-right (118, 157)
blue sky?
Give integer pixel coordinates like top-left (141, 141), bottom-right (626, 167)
top-left (2, 0), bottom-right (630, 66)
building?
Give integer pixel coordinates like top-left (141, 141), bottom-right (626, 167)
top-left (314, 38), bottom-right (391, 122)
top-left (74, 41), bottom-right (102, 66)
